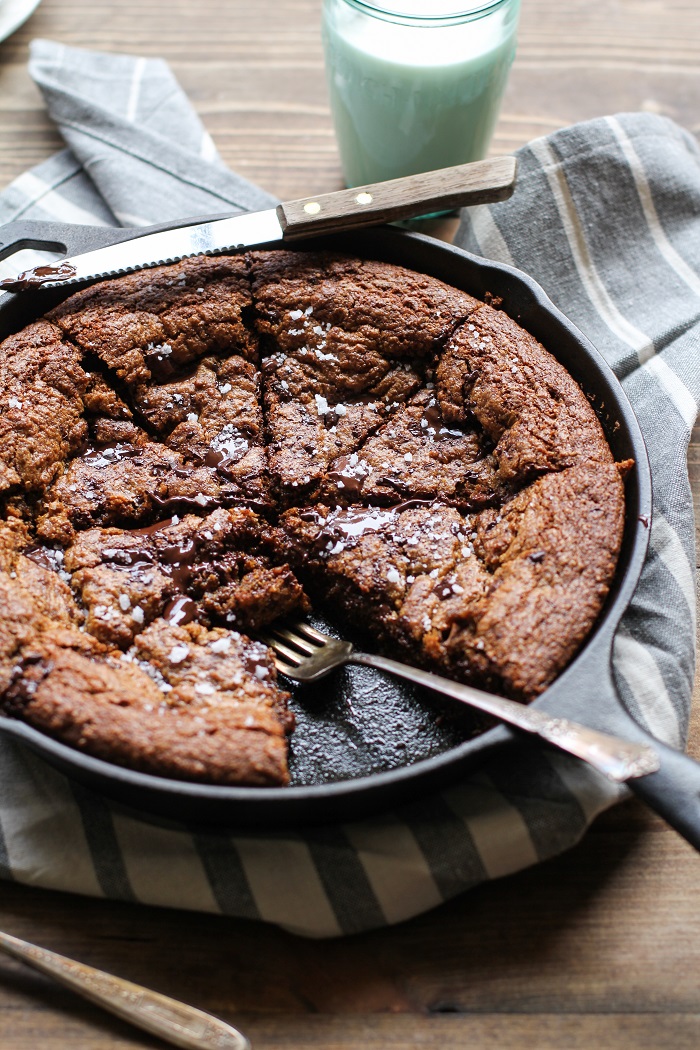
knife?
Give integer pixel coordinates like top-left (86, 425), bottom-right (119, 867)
top-left (0, 156), bottom-right (516, 292)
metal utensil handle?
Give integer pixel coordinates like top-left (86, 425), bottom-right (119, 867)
top-left (625, 739), bottom-right (700, 851)
top-left (278, 155), bottom-right (517, 237)
top-left (351, 652), bottom-right (660, 783)
top-left (0, 930), bottom-right (250, 1050)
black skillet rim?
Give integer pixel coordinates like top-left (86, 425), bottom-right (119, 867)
top-left (0, 224), bottom-right (653, 826)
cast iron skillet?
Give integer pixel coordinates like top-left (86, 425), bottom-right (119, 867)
top-left (1, 217), bottom-right (699, 842)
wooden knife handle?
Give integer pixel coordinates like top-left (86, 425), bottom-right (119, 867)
top-left (276, 155), bottom-right (517, 238)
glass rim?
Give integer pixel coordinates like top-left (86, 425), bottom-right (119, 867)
top-left (334, 0), bottom-right (512, 26)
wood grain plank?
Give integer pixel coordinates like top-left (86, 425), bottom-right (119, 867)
top-left (1, 1010), bottom-right (699, 1050)
top-left (0, 2), bottom-right (698, 1048)
top-left (232, 1014), bottom-right (700, 1050)
top-left (1, 0), bottom-right (700, 195)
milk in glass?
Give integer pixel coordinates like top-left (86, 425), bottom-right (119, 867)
top-left (323, 0), bottom-right (520, 186)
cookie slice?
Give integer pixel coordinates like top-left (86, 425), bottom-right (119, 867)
top-left (59, 507), bottom-right (307, 649)
top-left (134, 354), bottom-right (270, 505)
top-left (48, 255), bottom-right (258, 388)
top-left (320, 387), bottom-right (504, 508)
top-left (280, 460), bottom-right (626, 699)
top-left (249, 249), bottom-right (479, 500)
top-left (0, 567), bottom-right (293, 787)
top-left (0, 321), bottom-right (89, 495)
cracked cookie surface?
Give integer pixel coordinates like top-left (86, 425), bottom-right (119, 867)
top-left (0, 250), bottom-right (628, 784)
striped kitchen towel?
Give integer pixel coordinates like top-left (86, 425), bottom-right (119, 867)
top-left (0, 39), bottom-right (696, 937)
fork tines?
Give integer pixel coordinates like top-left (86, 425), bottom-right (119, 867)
top-left (258, 619), bottom-right (329, 672)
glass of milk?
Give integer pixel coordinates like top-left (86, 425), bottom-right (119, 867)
top-left (322, 0), bottom-right (521, 187)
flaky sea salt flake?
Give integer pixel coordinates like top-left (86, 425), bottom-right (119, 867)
top-left (168, 644), bottom-right (190, 664)
top-left (210, 636), bottom-right (231, 653)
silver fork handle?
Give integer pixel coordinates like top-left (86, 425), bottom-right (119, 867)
top-left (350, 652), bottom-right (660, 783)
top-left (0, 930), bottom-right (250, 1050)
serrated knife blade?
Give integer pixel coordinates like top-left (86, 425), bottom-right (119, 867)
top-left (0, 155), bottom-right (517, 292)
top-left (3, 210), bottom-right (285, 291)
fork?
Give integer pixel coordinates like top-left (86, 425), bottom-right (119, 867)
top-left (258, 620), bottom-right (660, 784)
top-left (0, 929), bottom-right (250, 1050)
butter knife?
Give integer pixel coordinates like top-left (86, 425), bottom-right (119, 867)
top-left (0, 156), bottom-right (516, 292)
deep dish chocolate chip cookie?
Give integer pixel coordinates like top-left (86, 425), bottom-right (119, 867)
top-left (0, 251), bottom-right (629, 785)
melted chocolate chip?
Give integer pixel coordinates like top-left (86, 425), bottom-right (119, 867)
top-left (152, 494), bottom-right (221, 515)
top-left (100, 547), bottom-right (154, 568)
top-left (433, 581), bottom-right (455, 600)
top-left (131, 518), bottom-right (175, 537)
top-left (420, 398), bottom-right (467, 442)
top-left (10, 261), bottom-right (78, 291)
top-left (160, 536), bottom-right (207, 592)
top-left (160, 538), bottom-right (200, 567)
top-left (163, 595), bottom-right (198, 627)
top-left (327, 454), bottom-right (367, 496)
top-left (376, 477), bottom-right (412, 494)
top-left (203, 448), bottom-right (242, 482)
top-left (2, 655), bottom-right (53, 714)
top-left (144, 349), bottom-right (179, 383)
top-left (24, 545), bottom-right (56, 572)
top-left (306, 506), bottom-right (399, 550)
top-left (82, 444), bottom-right (144, 467)
top-left (392, 499), bottom-right (440, 513)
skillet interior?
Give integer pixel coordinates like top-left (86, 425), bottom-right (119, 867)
top-left (0, 223), bottom-right (652, 827)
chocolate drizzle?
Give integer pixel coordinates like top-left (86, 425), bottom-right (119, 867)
top-left (8, 261), bottom-right (78, 292)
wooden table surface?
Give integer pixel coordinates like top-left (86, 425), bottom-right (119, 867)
top-left (0, 1), bottom-right (699, 1047)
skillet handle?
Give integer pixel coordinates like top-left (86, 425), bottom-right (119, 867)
top-left (626, 739), bottom-right (700, 852)
top-left (517, 642), bottom-right (700, 852)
